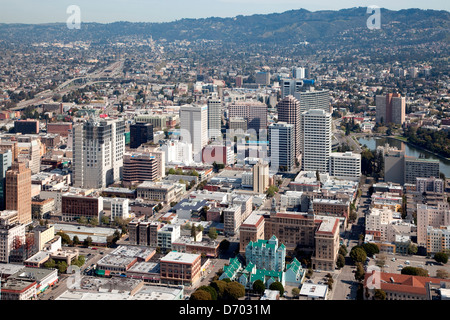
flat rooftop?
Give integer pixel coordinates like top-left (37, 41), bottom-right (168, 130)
top-left (300, 283), bottom-right (328, 298)
top-left (160, 251), bottom-right (200, 264)
top-left (127, 261), bottom-right (160, 274)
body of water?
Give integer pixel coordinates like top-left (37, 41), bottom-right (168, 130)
top-left (357, 136), bottom-right (450, 178)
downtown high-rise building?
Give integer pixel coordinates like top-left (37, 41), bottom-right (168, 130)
top-left (252, 160), bottom-right (269, 194)
top-left (281, 79), bottom-right (306, 99)
top-left (276, 95), bottom-right (301, 158)
top-left (0, 150), bottom-right (12, 210)
top-left (180, 104), bottom-right (208, 162)
top-left (293, 67), bottom-right (306, 79)
top-left (5, 162), bottom-right (31, 225)
top-left (207, 99), bottom-right (222, 140)
top-left (376, 93), bottom-right (405, 125)
top-left (301, 109), bottom-right (332, 173)
top-left (130, 122), bottom-right (153, 149)
top-left (73, 118), bottom-right (125, 189)
top-left (228, 101), bottom-right (268, 134)
top-left (295, 89), bottom-right (331, 114)
top-left (269, 122), bottom-right (295, 173)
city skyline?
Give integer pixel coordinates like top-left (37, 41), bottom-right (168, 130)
top-left (0, 0), bottom-right (448, 24)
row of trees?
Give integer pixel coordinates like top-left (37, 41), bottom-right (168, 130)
top-left (191, 278), bottom-right (287, 301)
top-left (190, 279), bottom-right (245, 300)
top-left (43, 255), bottom-right (86, 274)
top-left (403, 127), bottom-right (450, 158)
top-left (361, 148), bottom-right (384, 181)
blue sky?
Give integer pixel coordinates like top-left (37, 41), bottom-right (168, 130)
top-left (0, 0), bottom-right (448, 24)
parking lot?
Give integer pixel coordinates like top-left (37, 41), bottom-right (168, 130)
top-left (365, 253), bottom-right (450, 277)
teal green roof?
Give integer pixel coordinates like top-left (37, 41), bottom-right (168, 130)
top-left (222, 257), bottom-right (242, 278)
top-left (286, 258), bottom-right (302, 273)
top-left (244, 262), bottom-right (255, 273)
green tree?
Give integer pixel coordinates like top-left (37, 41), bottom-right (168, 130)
top-left (83, 236), bottom-right (93, 247)
top-left (355, 263), bottom-right (365, 282)
top-left (208, 227), bottom-right (218, 240)
top-left (190, 290), bottom-right (212, 300)
top-left (224, 282), bottom-right (245, 300)
top-left (252, 279), bottom-right (266, 295)
top-left (44, 259), bottom-right (56, 268)
top-left (73, 236), bottom-right (80, 245)
top-left (336, 254), bottom-right (345, 269)
top-left (77, 216), bottom-right (88, 224)
top-left (291, 287), bottom-right (300, 299)
top-left (269, 281), bottom-right (284, 296)
top-left (101, 215), bottom-right (110, 225)
top-left (374, 289), bottom-right (386, 300)
top-left (350, 246), bottom-right (367, 264)
top-left (361, 243), bottom-right (379, 257)
top-left (198, 286), bottom-right (217, 300)
top-left (89, 217), bottom-right (99, 226)
top-left (57, 261), bottom-right (68, 273)
top-left (211, 280), bottom-right (228, 299)
top-left (265, 185), bottom-right (279, 198)
top-left (401, 267), bottom-right (429, 277)
top-left (57, 232), bottom-right (73, 246)
top-left (339, 245), bottom-right (348, 256)
top-left (434, 252), bottom-right (448, 264)
top-left (407, 243), bottom-right (418, 255)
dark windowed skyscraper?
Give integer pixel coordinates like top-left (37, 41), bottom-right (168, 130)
top-left (130, 122), bottom-right (154, 149)
top-left (276, 95), bottom-right (301, 158)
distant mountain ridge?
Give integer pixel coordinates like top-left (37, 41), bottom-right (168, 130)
top-left (0, 7), bottom-right (448, 46)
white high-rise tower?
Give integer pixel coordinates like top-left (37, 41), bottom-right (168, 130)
top-left (301, 109), bottom-right (332, 173)
top-left (180, 104), bottom-right (208, 162)
top-left (73, 118), bottom-right (125, 189)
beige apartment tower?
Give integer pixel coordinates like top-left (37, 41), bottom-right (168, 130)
top-left (253, 160), bottom-right (269, 194)
top-left (5, 162), bottom-right (32, 225)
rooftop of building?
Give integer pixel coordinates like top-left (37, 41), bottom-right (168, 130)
top-left (160, 251), bottom-right (200, 264)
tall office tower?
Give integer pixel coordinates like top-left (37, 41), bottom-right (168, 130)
top-left (404, 157), bottom-right (440, 185)
top-left (180, 104), bottom-right (208, 162)
top-left (207, 99), bottom-right (222, 140)
top-left (129, 122), bottom-right (153, 149)
top-left (329, 152), bottom-right (361, 181)
top-left (376, 93), bottom-right (405, 125)
top-left (301, 109), bottom-right (332, 173)
top-left (17, 136), bottom-right (41, 174)
top-left (252, 160), bottom-right (269, 194)
top-left (255, 71), bottom-right (270, 86)
top-left (281, 79), bottom-right (305, 99)
top-left (123, 152), bottom-right (159, 185)
top-left (228, 101), bottom-right (268, 133)
top-left (417, 202), bottom-right (450, 248)
top-left (5, 162), bottom-right (31, 225)
top-left (293, 67), bottom-right (306, 79)
top-left (383, 148), bottom-right (406, 185)
top-left (295, 89), bottom-right (331, 113)
top-left (276, 96), bottom-right (301, 158)
top-left (0, 150), bottom-right (12, 210)
top-left (269, 122), bottom-right (295, 173)
top-left (73, 118), bottom-right (125, 189)
top-left (235, 75), bottom-right (243, 88)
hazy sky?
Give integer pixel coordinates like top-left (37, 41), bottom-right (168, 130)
top-left (0, 0), bottom-right (448, 24)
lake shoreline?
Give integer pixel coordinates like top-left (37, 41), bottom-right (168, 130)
top-left (357, 135), bottom-right (450, 177)
top-left (388, 136), bottom-right (450, 162)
